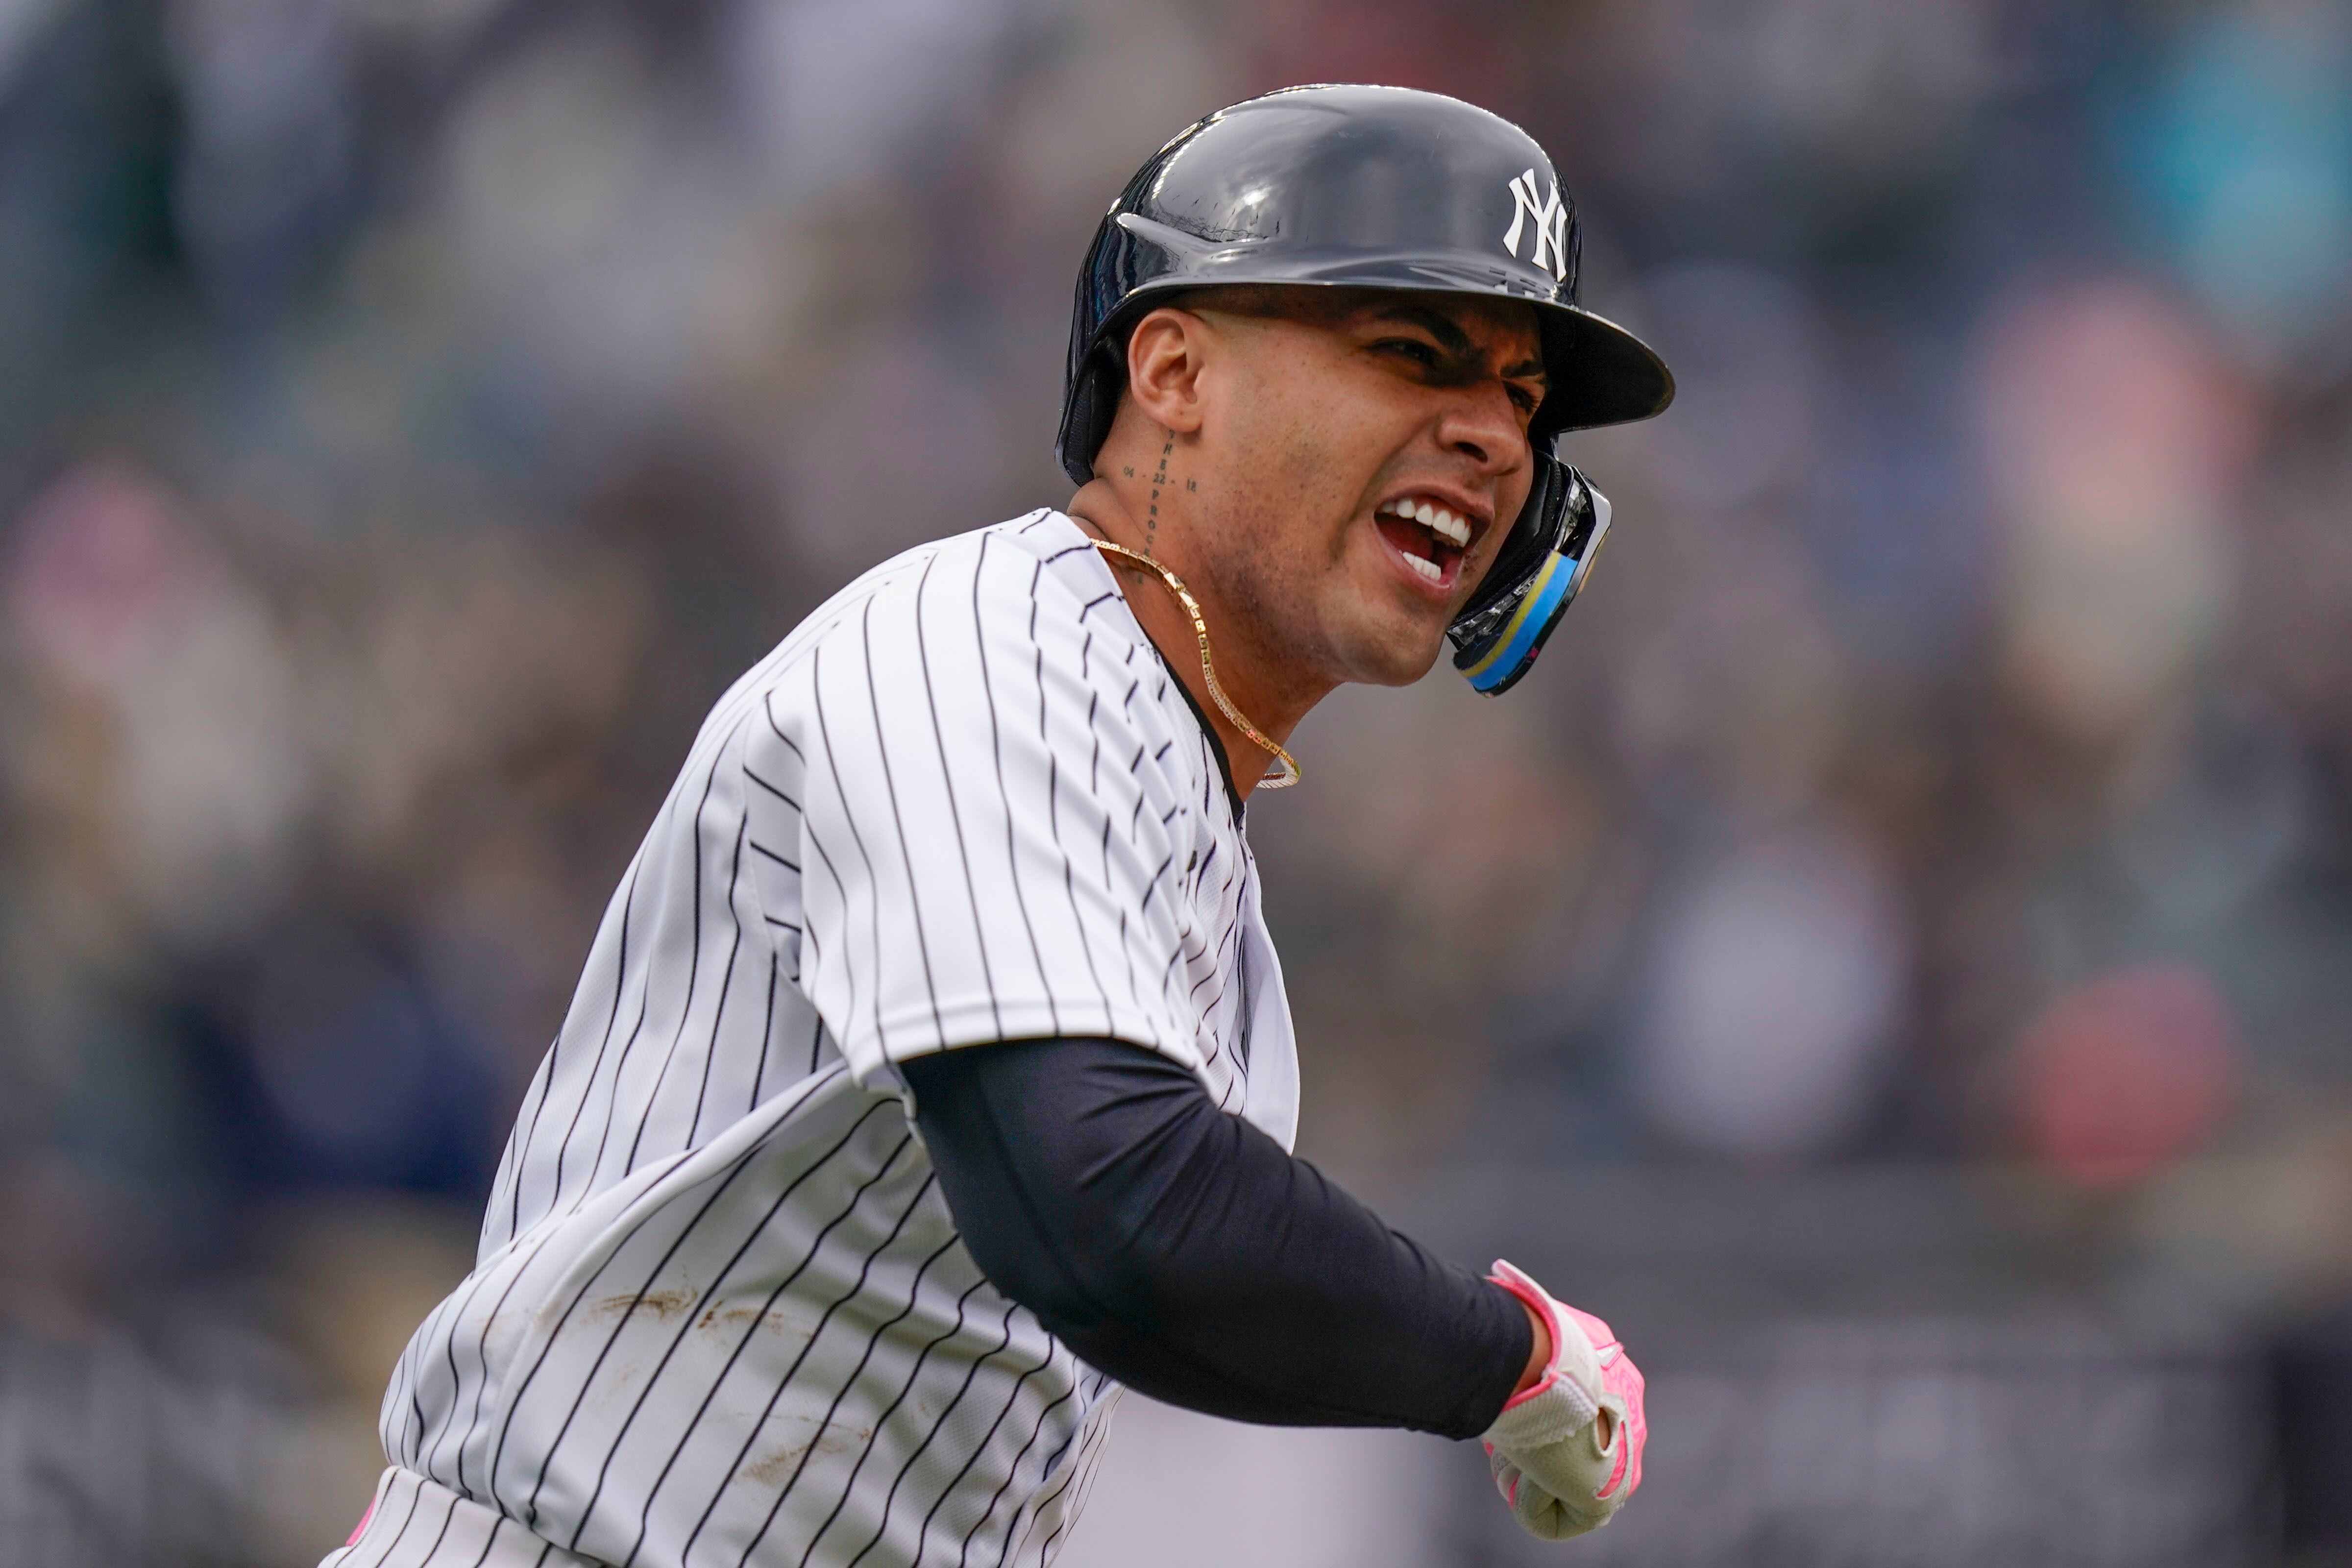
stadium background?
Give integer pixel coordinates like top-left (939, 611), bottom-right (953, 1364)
top-left (2, 0), bottom-right (2350, 1562)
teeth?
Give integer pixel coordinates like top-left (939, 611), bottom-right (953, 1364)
top-left (1401, 552), bottom-right (1443, 584)
top-left (1379, 497), bottom-right (1471, 548)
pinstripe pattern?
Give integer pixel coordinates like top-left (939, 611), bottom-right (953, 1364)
top-left (341, 513), bottom-right (1298, 1568)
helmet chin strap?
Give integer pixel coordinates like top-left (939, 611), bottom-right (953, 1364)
top-left (1090, 540), bottom-right (1302, 790)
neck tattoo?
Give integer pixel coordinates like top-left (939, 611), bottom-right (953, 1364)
top-left (1146, 434), bottom-right (1173, 557)
top-left (1091, 539), bottom-right (1300, 791)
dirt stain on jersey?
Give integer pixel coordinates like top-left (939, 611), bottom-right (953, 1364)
top-left (745, 1424), bottom-right (872, 1485)
top-left (591, 1287), bottom-right (694, 1322)
top-left (695, 1304), bottom-right (813, 1338)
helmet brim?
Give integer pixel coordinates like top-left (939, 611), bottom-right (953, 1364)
top-left (1538, 303), bottom-right (1676, 433)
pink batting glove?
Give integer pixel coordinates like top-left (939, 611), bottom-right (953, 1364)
top-left (1479, 1259), bottom-right (1647, 1540)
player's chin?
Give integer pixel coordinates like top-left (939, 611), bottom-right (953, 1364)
top-left (1323, 539), bottom-right (1459, 685)
top-left (1332, 601), bottom-right (1451, 687)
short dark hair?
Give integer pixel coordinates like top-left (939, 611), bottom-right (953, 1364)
top-left (1148, 283), bottom-right (1364, 325)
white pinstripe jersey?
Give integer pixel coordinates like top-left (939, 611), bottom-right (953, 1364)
top-left (328, 510), bottom-right (1298, 1568)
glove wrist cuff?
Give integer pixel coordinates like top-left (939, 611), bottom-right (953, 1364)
top-left (1483, 1260), bottom-right (1602, 1446)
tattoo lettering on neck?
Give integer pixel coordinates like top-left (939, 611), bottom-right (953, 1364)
top-left (1147, 434), bottom-right (1173, 557)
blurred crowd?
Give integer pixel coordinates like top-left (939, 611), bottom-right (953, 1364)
top-left (2, 0), bottom-right (2351, 1562)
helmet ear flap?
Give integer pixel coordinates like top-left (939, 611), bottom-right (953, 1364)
top-left (1058, 247), bottom-right (1135, 486)
top-left (1058, 341), bottom-right (1125, 486)
top-left (1448, 455), bottom-right (1612, 696)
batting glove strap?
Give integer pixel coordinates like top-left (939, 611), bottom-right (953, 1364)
top-left (1477, 1259), bottom-right (1644, 1541)
top-left (1483, 1260), bottom-right (1604, 1447)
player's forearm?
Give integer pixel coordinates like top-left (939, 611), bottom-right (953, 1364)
top-left (900, 1037), bottom-right (1530, 1439)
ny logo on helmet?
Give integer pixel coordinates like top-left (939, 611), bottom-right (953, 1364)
top-left (1502, 169), bottom-right (1570, 283)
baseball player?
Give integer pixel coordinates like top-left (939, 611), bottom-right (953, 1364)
top-left (326, 84), bottom-right (1672, 1568)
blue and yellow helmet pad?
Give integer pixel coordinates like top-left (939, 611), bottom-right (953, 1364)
top-left (1448, 456), bottom-right (1613, 697)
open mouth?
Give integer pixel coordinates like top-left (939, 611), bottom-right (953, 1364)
top-left (1373, 495), bottom-right (1475, 593)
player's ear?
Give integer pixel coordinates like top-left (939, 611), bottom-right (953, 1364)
top-left (1123, 307), bottom-right (1210, 437)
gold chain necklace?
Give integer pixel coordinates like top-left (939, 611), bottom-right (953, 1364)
top-left (1091, 539), bottom-right (1300, 790)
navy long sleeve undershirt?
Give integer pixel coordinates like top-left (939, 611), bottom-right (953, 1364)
top-left (898, 1036), bottom-right (1530, 1441)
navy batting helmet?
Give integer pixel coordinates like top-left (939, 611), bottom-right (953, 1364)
top-left (1054, 84), bottom-right (1672, 696)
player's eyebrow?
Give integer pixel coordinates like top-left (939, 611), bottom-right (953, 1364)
top-left (1369, 302), bottom-right (1546, 388)
top-left (1370, 302), bottom-right (1477, 356)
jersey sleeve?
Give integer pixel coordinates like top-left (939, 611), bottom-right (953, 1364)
top-left (750, 535), bottom-right (1207, 1091)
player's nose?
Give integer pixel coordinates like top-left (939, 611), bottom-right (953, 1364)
top-left (1434, 379), bottom-right (1534, 482)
